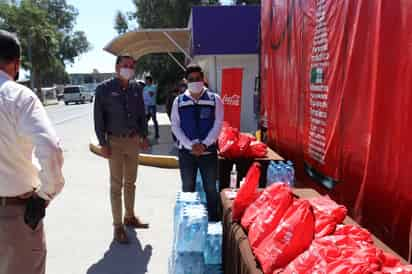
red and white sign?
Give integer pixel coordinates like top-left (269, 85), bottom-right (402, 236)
top-left (221, 68), bottom-right (243, 129)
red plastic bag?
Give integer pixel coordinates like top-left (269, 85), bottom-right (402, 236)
top-left (254, 199), bottom-right (315, 273)
top-left (237, 133), bottom-right (256, 155)
top-left (308, 195), bottom-right (347, 238)
top-left (241, 183), bottom-right (290, 231)
top-left (326, 245), bottom-right (383, 273)
top-left (380, 251), bottom-right (412, 274)
top-left (333, 224), bottom-right (374, 244)
top-left (246, 141), bottom-right (267, 158)
top-left (284, 234), bottom-right (381, 274)
top-left (248, 184), bottom-right (293, 249)
top-left (381, 265), bottom-right (412, 274)
top-left (232, 162), bottom-right (261, 221)
top-left (218, 125), bottom-right (239, 158)
top-left (282, 238), bottom-right (341, 274)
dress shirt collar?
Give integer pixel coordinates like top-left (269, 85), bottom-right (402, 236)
top-left (114, 76), bottom-right (130, 91)
top-left (0, 70), bottom-right (12, 81)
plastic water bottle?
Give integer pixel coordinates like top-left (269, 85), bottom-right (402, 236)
top-left (280, 162), bottom-right (288, 182)
top-left (275, 164), bottom-right (282, 182)
top-left (230, 164), bottom-right (238, 190)
top-left (266, 161), bottom-right (277, 186)
top-left (286, 161), bottom-right (295, 187)
top-left (195, 171), bottom-right (207, 204)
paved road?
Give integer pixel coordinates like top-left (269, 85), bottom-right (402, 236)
top-left (44, 102), bottom-right (180, 274)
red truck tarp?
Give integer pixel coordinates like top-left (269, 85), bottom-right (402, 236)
top-left (260, 0), bottom-right (412, 260)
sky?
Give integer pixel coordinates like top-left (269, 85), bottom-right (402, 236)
top-left (66, 0), bottom-right (233, 74)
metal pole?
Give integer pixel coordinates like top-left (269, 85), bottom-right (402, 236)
top-left (167, 52), bottom-right (186, 72)
top-left (163, 31), bottom-right (193, 62)
top-left (27, 34), bottom-right (35, 90)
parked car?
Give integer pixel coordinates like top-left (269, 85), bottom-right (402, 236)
top-left (63, 85), bottom-right (93, 105)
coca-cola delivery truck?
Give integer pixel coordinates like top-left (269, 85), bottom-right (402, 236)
top-left (259, 0), bottom-right (412, 259)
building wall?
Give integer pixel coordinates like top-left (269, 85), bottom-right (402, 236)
top-left (194, 54), bottom-right (258, 133)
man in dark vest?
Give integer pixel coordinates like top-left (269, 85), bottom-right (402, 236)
top-left (171, 65), bottom-right (224, 221)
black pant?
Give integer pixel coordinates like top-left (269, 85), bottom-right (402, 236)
top-left (178, 149), bottom-right (219, 221)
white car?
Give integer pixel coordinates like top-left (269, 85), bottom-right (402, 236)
top-left (63, 85), bottom-right (93, 105)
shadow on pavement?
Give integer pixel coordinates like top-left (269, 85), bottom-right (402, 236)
top-left (86, 228), bottom-right (152, 274)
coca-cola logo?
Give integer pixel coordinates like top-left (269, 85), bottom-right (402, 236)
top-left (222, 94), bottom-right (241, 106)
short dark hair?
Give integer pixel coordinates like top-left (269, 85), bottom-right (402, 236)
top-left (0, 30), bottom-right (21, 64)
top-left (145, 76), bottom-right (153, 82)
top-left (116, 55), bottom-right (134, 65)
top-left (185, 64), bottom-right (204, 79)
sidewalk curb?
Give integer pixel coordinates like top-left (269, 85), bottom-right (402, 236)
top-left (89, 143), bottom-right (179, 169)
top-left (44, 101), bottom-right (60, 107)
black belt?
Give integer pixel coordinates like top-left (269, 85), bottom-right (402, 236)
top-left (108, 131), bottom-right (139, 138)
top-left (0, 197), bottom-right (27, 207)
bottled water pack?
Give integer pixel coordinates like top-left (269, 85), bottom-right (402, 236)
top-left (204, 222), bottom-right (223, 265)
top-left (176, 205), bottom-right (208, 253)
top-left (266, 160), bottom-right (295, 187)
top-left (170, 252), bottom-right (205, 274)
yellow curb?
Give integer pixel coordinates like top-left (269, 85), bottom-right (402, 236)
top-left (89, 143), bottom-right (179, 169)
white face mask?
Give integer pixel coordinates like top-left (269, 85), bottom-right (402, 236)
top-left (188, 81), bottom-right (204, 95)
top-left (119, 68), bottom-right (135, 80)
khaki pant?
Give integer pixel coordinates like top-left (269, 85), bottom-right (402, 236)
top-left (108, 136), bottom-right (140, 226)
top-left (0, 204), bottom-right (46, 274)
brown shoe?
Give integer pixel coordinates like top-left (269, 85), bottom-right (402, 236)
top-left (114, 225), bottom-right (129, 244)
top-left (124, 216), bottom-right (149, 229)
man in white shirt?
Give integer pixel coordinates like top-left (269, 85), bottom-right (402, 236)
top-left (0, 30), bottom-right (65, 274)
top-left (171, 65), bottom-right (224, 221)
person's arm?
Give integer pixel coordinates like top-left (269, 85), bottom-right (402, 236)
top-left (171, 97), bottom-right (194, 150)
top-left (94, 86), bottom-right (107, 146)
top-left (18, 94), bottom-right (64, 201)
top-left (202, 94), bottom-right (224, 147)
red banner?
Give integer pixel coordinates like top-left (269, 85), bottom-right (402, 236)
top-left (261, 0), bottom-right (412, 258)
top-left (221, 68), bottom-right (243, 129)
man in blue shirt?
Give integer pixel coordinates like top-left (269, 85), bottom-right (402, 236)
top-left (143, 76), bottom-right (159, 139)
top-left (171, 65), bottom-right (224, 221)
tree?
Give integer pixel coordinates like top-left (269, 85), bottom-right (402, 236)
top-left (114, 10), bottom-right (129, 34)
top-left (0, 0), bottom-right (90, 99)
